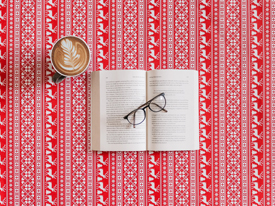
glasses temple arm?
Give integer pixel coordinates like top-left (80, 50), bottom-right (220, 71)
top-left (133, 111), bottom-right (136, 128)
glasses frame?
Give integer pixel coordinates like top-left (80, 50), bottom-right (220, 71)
top-left (123, 92), bottom-right (167, 127)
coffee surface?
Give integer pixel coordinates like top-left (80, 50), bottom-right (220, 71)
top-left (51, 36), bottom-right (90, 76)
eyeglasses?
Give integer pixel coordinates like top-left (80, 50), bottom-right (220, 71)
top-left (124, 93), bottom-right (167, 128)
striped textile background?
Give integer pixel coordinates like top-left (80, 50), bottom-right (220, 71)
top-left (0, 0), bottom-right (272, 205)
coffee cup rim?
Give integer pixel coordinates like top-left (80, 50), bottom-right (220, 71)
top-left (50, 35), bottom-right (91, 77)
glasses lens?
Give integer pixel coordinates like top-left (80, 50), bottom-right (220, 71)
top-left (149, 95), bottom-right (166, 112)
top-left (127, 109), bottom-right (145, 125)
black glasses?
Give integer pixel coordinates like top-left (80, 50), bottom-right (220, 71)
top-left (124, 93), bottom-right (167, 128)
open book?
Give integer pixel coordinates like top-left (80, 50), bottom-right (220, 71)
top-left (91, 70), bottom-right (199, 151)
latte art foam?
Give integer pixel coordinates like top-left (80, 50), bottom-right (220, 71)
top-left (51, 36), bottom-right (90, 76)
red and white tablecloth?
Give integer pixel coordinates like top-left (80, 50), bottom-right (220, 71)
top-left (0, 0), bottom-right (272, 205)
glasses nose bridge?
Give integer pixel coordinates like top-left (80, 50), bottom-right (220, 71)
top-left (142, 104), bottom-right (150, 110)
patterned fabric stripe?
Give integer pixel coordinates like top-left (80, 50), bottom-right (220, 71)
top-left (36, 0), bottom-right (43, 204)
top-left (189, 1), bottom-right (197, 205)
top-left (71, 0), bottom-right (87, 205)
top-left (174, 0), bottom-right (189, 70)
top-left (87, 2), bottom-right (93, 197)
top-left (13, 0), bottom-right (21, 204)
top-left (189, 0), bottom-right (196, 71)
top-left (242, 1), bottom-right (250, 205)
top-left (225, 1), bottom-right (242, 205)
top-left (116, 152), bottom-right (123, 205)
top-left (96, 0), bottom-right (109, 71)
top-left (87, 71), bottom-right (93, 205)
top-left (123, 0), bottom-right (138, 70)
top-left (198, 0), bottom-right (212, 205)
top-left (87, 0), bottom-right (93, 73)
top-left (64, 61), bottom-right (72, 203)
top-left (0, 1), bottom-right (6, 205)
top-left (174, 152), bottom-right (189, 205)
top-left (58, 80), bottom-right (65, 206)
top-left (168, 152), bottom-right (174, 205)
top-left (116, 0), bottom-right (123, 70)
top-left (8, 0), bottom-right (14, 205)
top-left (95, 0), bottom-right (109, 205)
top-left (147, 3), bottom-right (170, 203)
top-left (241, 0), bottom-right (249, 205)
top-left (264, 1), bottom-right (271, 205)
top-left (86, 2), bottom-right (94, 203)
top-left (226, 0), bottom-right (240, 204)
top-left (270, 1), bottom-right (275, 205)
top-left (45, 0), bottom-right (58, 205)
top-left (71, 77), bottom-right (87, 205)
top-left (58, 0), bottom-right (66, 205)
top-left (160, 0), bottom-right (167, 70)
top-left (212, 1), bottom-right (220, 205)
top-left (148, 151), bottom-right (160, 206)
top-left (96, 152), bottom-right (109, 205)
top-left (250, 1), bottom-right (263, 205)
top-left (110, 152), bottom-right (116, 206)
top-left (123, 152), bottom-right (138, 205)
top-left (110, 0), bottom-right (117, 71)
top-left (167, 0), bottom-right (173, 70)
top-left (218, 0), bottom-right (226, 205)
top-left (65, 0), bottom-right (72, 205)
top-left (161, 152), bottom-right (167, 205)
top-left (138, 0), bottom-right (145, 70)
top-left (138, 152), bottom-right (146, 206)
top-left (147, 0), bottom-right (160, 71)
top-left (20, 0), bottom-right (36, 205)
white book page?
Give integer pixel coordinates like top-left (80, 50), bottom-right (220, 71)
top-left (96, 70), bottom-right (147, 151)
top-left (147, 70), bottom-right (199, 151)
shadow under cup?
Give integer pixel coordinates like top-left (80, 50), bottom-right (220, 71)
top-left (51, 36), bottom-right (91, 84)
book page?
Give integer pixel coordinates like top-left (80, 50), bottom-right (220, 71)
top-left (147, 70), bottom-right (199, 151)
top-left (92, 70), bottom-right (147, 151)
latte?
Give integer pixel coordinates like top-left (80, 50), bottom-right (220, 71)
top-left (51, 36), bottom-right (90, 76)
